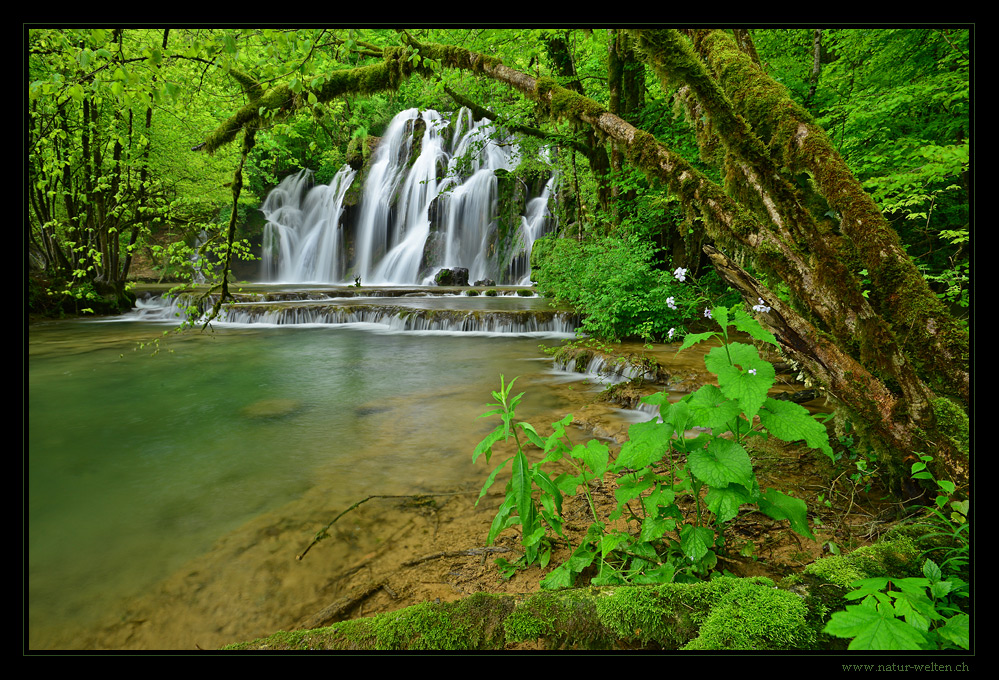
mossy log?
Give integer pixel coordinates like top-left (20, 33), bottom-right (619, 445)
top-left (224, 533), bottom-right (921, 652)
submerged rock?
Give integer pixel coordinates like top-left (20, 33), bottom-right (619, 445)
top-left (241, 398), bottom-right (303, 420)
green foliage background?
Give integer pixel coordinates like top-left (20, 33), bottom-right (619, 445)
top-left (27, 27), bottom-right (969, 324)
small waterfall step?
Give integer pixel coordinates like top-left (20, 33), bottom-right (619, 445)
top-left (124, 285), bottom-right (579, 337)
top-left (222, 300), bottom-right (579, 335)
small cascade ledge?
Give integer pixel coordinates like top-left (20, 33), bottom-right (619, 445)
top-left (118, 286), bottom-right (580, 338)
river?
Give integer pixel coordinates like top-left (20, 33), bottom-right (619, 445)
top-left (26, 294), bottom-right (608, 650)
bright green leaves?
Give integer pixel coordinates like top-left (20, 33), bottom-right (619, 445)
top-left (705, 342), bottom-right (774, 421)
top-left (757, 488), bottom-right (814, 540)
top-left (688, 438), bottom-right (753, 488)
top-left (679, 524), bottom-right (716, 563)
top-left (729, 306), bottom-right (779, 346)
top-left (704, 483), bottom-right (754, 524)
top-left (531, 233), bottom-right (698, 342)
top-left (686, 384), bottom-right (743, 430)
top-left (474, 303), bottom-right (835, 590)
top-left (615, 417), bottom-right (674, 470)
top-left (472, 424), bottom-right (506, 467)
top-left (511, 449), bottom-right (534, 540)
top-left (823, 596), bottom-right (931, 650)
top-left (475, 376), bottom-right (562, 571)
top-left (759, 397), bottom-right (836, 461)
top-left (823, 559), bottom-right (970, 650)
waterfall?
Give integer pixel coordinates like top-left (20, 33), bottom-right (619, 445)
top-left (510, 173), bottom-right (556, 285)
top-left (261, 165), bottom-right (357, 283)
top-left (258, 107), bottom-right (556, 285)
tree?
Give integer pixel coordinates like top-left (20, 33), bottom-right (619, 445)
top-left (191, 28), bottom-right (968, 492)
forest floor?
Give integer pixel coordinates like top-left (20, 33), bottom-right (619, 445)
top-left (54, 356), bottom-right (907, 653)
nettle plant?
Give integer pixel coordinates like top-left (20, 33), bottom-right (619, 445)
top-left (473, 304), bottom-right (835, 587)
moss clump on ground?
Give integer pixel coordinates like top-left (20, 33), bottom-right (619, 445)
top-left (680, 578), bottom-right (817, 650)
top-left (221, 527), bottom-right (931, 651)
top-left (802, 529), bottom-right (921, 590)
top-left (223, 577), bottom-right (824, 651)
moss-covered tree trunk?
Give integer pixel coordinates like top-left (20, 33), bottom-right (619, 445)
top-left (628, 29), bottom-right (969, 492)
top-left (195, 30), bottom-right (969, 494)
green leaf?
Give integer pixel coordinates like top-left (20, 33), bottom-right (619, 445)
top-left (922, 558), bottom-right (942, 582)
top-left (643, 485), bottom-right (677, 517)
top-left (660, 399), bottom-right (694, 435)
top-left (567, 539), bottom-right (599, 573)
top-left (614, 419), bottom-right (673, 470)
top-left (476, 454), bottom-right (513, 504)
top-left (532, 469), bottom-right (563, 517)
top-left (677, 331), bottom-right (717, 353)
top-left (711, 305), bottom-right (731, 331)
top-left (705, 483), bottom-right (754, 523)
top-left (757, 487), bottom-right (814, 539)
top-left (705, 343), bottom-right (774, 420)
top-left (845, 577), bottom-right (891, 600)
top-left (759, 397), bottom-right (835, 461)
top-left (613, 472), bottom-right (654, 507)
top-left (687, 384), bottom-right (744, 430)
top-left (639, 514), bottom-right (676, 542)
top-left (517, 421), bottom-right (547, 450)
top-left (553, 472), bottom-right (583, 496)
top-left (679, 524), bottom-right (714, 562)
top-left (824, 600), bottom-right (930, 650)
top-left (600, 531), bottom-right (630, 558)
top-left (511, 449), bottom-right (534, 532)
top-left (540, 563), bottom-right (573, 590)
top-left (731, 307), bottom-right (779, 346)
top-left (936, 613), bottom-right (970, 650)
top-left (578, 439), bottom-right (610, 477)
top-left (473, 423), bottom-right (506, 464)
top-left (486, 494), bottom-right (516, 544)
top-left (687, 438), bottom-right (754, 488)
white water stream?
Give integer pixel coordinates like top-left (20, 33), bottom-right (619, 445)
top-left (260, 107), bottom-right (556, 286)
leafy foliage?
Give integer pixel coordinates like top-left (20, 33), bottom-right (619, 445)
top-left (753, 28), bottom-right (970, 317)
top-left (823, 559), bottom-right (969, 650)
top-left (823, 450), bottom-right (969, 650)
top-left (474, 305), bottom-right (835, 588)
top-left (531, 232), bottom-right (701, 343)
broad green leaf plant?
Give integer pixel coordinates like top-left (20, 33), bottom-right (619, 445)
top-left (823, 452), bottom-right (970, 650)
top-left (474, 304), bottom-right (836, 588)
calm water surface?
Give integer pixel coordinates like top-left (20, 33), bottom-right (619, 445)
top-left (27, 316), bottom-right (574, 649)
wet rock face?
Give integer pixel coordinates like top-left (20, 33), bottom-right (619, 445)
top-left (434, 268), bottom-right (469, 286)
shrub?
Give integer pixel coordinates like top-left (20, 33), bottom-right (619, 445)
top-left (531, 233), bottom-right (698, 342)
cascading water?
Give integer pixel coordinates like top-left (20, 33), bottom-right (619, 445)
top-left (510, 172), bottom-right (557, 285)
top-left (261, 165), bottom-right (357, 283)
top-left (258, 107), bottom-right (556, 285)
